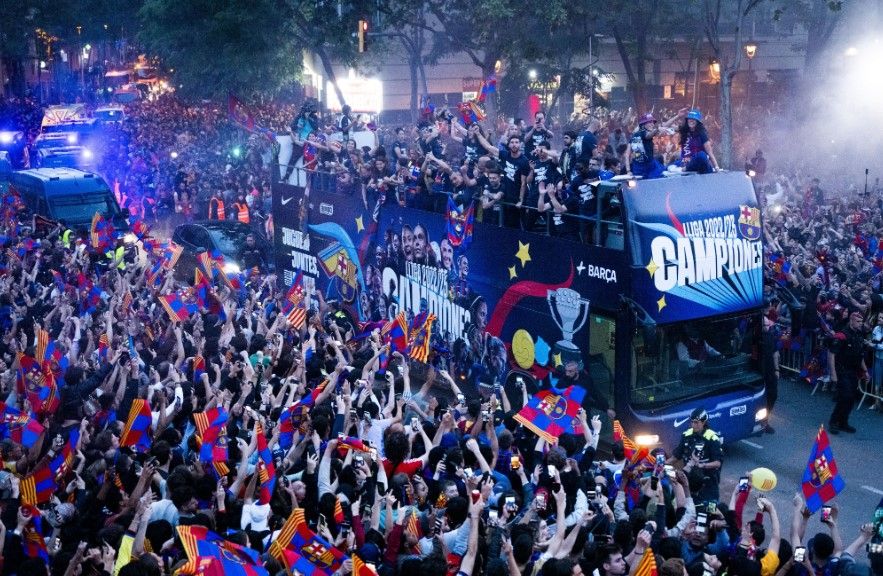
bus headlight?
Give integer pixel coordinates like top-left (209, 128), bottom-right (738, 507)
top-left (223, 262), bottom-right (241, 275)
top-left (0, 132), bottom-right (14, 144)
top-left (66, 134), bottom-right (78, 144)
top-left (754, 408), bottom-right (768, 421)
top-left (123, 233), bottom-right (137, 244)
top-left (82, 148), bottom-right (93, 159)
top-left (635, 434), bottom-right (659, 446)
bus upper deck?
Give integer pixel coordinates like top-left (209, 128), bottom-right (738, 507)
top-left (271, 169), bottom-right (766, 448)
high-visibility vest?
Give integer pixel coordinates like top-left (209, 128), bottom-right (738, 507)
top-left (209, 198), bottom-right (225, 220)
top-left (62, 229), bottom-right (73, 249)
top-left (105, 245), bottom-right (126, 270)
top-left (234, 202), bottom-right (250, 224)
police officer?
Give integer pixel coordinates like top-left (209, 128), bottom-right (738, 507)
top-left (827, 311), bottom-right (867, 434)
top-left (673, 408), bottom-right (723, 503)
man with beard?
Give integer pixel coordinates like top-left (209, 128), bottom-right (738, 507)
top-left (476, 133), bottom-right (530, 228)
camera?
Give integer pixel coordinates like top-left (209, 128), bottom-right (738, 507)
top-left (793, 547), bottom-right (806, 562)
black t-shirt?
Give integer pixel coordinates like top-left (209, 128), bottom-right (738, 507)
top-left (525, 127), bottom-right (552, 154)
top-left (629, 128), bottom-right (655, 164)
top-left (528, 159), bottom-right (560, 201)
top-left (499, 150), bottom-right (530, 204)
top-left (829, 327), bottom-right (865, 370)
top-left (463, 135), bottom-right (481, 165)
top-left (577, 131), bottom-right (598, 164)
top-left (393, 139), bottom-right (409, 160)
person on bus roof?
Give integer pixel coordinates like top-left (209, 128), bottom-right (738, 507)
top-left (673, 408), bottom-right (723, 503)
top-left (677, 324), bottom-right (723, 370)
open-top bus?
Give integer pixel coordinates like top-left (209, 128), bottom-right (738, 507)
top-left (272, 170), bottom-right (766, 449)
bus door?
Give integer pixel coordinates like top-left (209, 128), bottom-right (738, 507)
top-left (586, 312), bottom-right (616, 435)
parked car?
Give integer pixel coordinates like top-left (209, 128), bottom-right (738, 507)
top-left (171, 220), bottom-right (274, 280)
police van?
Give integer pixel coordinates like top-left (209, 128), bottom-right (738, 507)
top-left (8, 167), bottom-right (130, 236)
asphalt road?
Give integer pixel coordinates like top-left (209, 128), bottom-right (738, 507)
top-left (721, 374), bottom-right (882, 559)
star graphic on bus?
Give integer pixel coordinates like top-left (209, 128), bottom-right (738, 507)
top-left (509, 265), bottom-right (517, 279)
top-left (646, 258), bottom-right (659, 278)
top-left (657, 295), bottom-right (667, 312)
top-left (355, 215), bottom-right (364, 233)
top-left (515, 242), bottom-right (531, 267)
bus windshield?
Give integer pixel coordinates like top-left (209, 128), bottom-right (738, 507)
top-left (631, 312), bottom-right (763, 409)
top-left (49, 192), bottom-right (120, 224)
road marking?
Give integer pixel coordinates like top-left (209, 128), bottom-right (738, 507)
top-left (861, 485), bottom-right (883, 496)
top-left (740, 439), bottom-right (764, 449)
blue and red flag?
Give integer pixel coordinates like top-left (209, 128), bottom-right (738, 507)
top-left (278, 380), bottom-right (328, 449)
top-left (269, 508), bottom-right (345, 575)
top-left (192, 355), bottom-right (206, 383)
top-left (282, 270), bottom-right (307, 329)
top-left (17, 355), bottom-right (59, 416)
top-left (0, 402), bottom-right (44, 449)
top-left (48, 428), bottom-right (80, 488)
top-left (513, 385), bottom-right (586, 443)
top-left (446, 197), bottom-right (475, 250)
top-left (255, 423), bottom-right (276, 505)
top-left (90, 213), bottom-right (114, 252)
top-left (228, 94), bottom-right (256, 132)
top-left (146, 259), bottom-right (165, 288)
top-left (408, 313), bottom-right (437, 363)
top-left (159, 292), bottom-right (197, 323)
top-left (50, 270), bottom-right (66, 292)
top-left (120, 399), bottom-right (152, 452)
top-left (21, 504), bottom-right (48, 561)
top-left (97, 333), bottom-right (109, 360)
top-left (801, 425), bottom-right (845, 514)
top-left (177, 525), bottom-right (268, 576)
top-left (382, 312), bottom-right (408, 353)
top-left (194, 408), bottom-right (230, 474)
top-left (161, 243), bottom-right (183, 271)
top-left (20, 465), bottom-right (56, 506)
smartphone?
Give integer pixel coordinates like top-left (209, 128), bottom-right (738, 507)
top-left (794, 547), bottom-right (806, 562)
top-left (535, 493), bottom-right (547, 509)
top-left (354, 455), bottom-right (365, 466)
top-left (510, 455), bottom-right (521, 470)
top-left (318, 513), bottom-right (327, 533)
top-left (821, 506), bottom-right (832, 523)
top-left (505, 496), bottom-right (516, 510)
top-left (339, 521), bottom-right (351, 537)
top-left (411, 417), bottom-right (419, 432)
top-left (482, 410), bottom-right (489, 422)
top-left (456, 393), bottom-right (465, 404)
top-left (738, 476), bottom-right (750, 492)
top-left (707, 501), bottom-right (717, 515)
top-left (587, 490), bottom-right (597, 500)
top-left (696, 512), bottom-right (708, 534)
top-left (489, 509), bottom-right (499, 521)
top-left (548, 464), bottom-right (558, 477)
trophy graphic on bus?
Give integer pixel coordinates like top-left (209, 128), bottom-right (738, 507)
top-left (547, 288), bottom-right (591, 368)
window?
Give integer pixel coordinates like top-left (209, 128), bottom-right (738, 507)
top-left (631, 312), bottom-right (763, 409)
top-left (48, 192), bottom-right (120, 224)
top-left (587, 313), bottom-right (615, 410)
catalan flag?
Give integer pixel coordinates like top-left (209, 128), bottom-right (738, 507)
top-left (269, 508), bottom-right (345, 575)
top-left (121, 290), bottom-right (133, 314)
top-left (408, 313), bottom-right (437, 363)
top-left (405, 508), bottom-right (421, 539)
top-left (353, 554), bottom-right (379, 576)
top-left (633, 547), bottom-right (658, 576)
top-left (20, 465), bottom-right (56, 506)
top-left (177, 525), bottom-right (268, 576)
top-left (801, 425), bottom-right (845, 514)
top-left (120, 399), bottom-right (152, 452)
top-left (255, 423), bottom-right (276, 505)
top-left (333, 497), bottom-right (345, 524)
top-left (0, 402), bottom-right (44, 449)
top-left (513, 386), bottom-right (586, 443)
top-left (336, 436), bottom-right (371, 455)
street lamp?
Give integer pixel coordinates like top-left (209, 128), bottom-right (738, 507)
top-left (744, 42), bottom-right (757, 60)
top-left (528, 69), bottom-right (537, 80)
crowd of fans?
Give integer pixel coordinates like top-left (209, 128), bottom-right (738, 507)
top-left (0, 93), bottom-right (880, 576)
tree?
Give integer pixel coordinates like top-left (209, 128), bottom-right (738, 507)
top-left (772, 1), bottom-right (844, 79)
top-left (422, 0), bottom-right (562, 122)
top-left (378, 1), bottom-right (431, 122)
top-left (138, 0), bottom-right (300, 101)
top-left (703, 0), bottom-right (763, 169)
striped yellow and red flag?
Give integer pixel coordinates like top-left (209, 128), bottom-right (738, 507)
top-left (634, 547), bottom-right (658, 576)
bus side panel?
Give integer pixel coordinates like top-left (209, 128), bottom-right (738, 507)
top-left (273, 182), bottom-right (629, 398)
